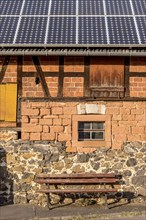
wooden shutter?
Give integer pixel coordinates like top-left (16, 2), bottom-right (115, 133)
top-left (90, 57), bottom-right (125, 98)
top-left (0, 84), bottom-right (17, 122)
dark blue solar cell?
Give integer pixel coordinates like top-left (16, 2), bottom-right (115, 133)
top-left (15, 17), bottom-right (47, 44)
top-left (78, 17), bottom-right (107, 44)
top-left (23, 0), bottom-right (50, 15)
top-left (106, 0), bottom-right (133, 15)
top-left (136, 17), bottom-right (146, 44)
top-left (0, 17), bottom-right (19, 43)
top-left (78, 0), bottom-right (104, 15)
top-left (50, 0), bottom-right (76, 15)
top-left (0, 0), bottom-right (23, 15)
top-left (107, 17), bottom-right (139, 44)
top-left (132, 0), bottom-right (146, 15)
top-left (47, 17), bottom-right (76, 44)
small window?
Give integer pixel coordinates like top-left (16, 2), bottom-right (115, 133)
top-left (72, 115), bottom-right (111, 149)
top-left (78, 122), bottom-right (105, 141)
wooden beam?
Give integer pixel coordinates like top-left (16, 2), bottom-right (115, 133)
top-left (17, 56), bottom-right (23, 127)
top-left (64, 72), bottom-right (84, 77)
top-left (129, 72), bottom-right (146, 77)
top-left (0, 56), bottom-right (10, 83)
top-left (124, 57), bottom-right (130, 97)
top-left (22, 72), bottom-right (59, 77)
top-left (44, 72), bottom-right (59, 77)
top-left (84, 57), bottom-right (90, 97)
top-left (22, 72), bottom-right (36, 77)
top-left (57, 57), bottom-right (64, 97)
top-left (21, 97), bottom-right (146, 102)
top-left (32, 56), bottom-right (50, 98)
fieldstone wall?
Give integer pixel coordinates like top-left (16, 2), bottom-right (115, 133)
top-left (0, 138), bottom-right (146, 206)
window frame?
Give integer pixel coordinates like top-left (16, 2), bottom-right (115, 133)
top-left (72, 115), bottom-right (111, 148)
top-left (78, 121), bottom-right (105, 141)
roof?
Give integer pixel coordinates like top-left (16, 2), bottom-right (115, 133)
top-left (0, 0), bottom-right (146, 56)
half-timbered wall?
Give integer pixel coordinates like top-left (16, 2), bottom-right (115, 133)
top-left (0, 55), bottom-right (146, 151)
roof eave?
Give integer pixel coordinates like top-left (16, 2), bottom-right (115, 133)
top-left (0, 44), bottom-right (146, 56)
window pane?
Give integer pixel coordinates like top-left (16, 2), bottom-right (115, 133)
top-left (79, 132), bottom-right (90, 140)
top-left (92, 122), bottom-right (104, 130)
top-left (92, 132), bottom-right (104, 140)
top-left (78, 122), bottom-right (90, 130)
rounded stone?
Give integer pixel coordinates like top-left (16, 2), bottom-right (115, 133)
top-left (124, 144), bottom-right (138, 154)
top-left (126, 158), bottom-right (137, 167)
top-left (77, 154), bottom-right (89, 163)
top-left (123, 170), bottom-right (132, 177)
top-left (50, 153), bottom-right (59, 162)
top-left (53, 161), bottom-right (64, 171)
top-left (72, 165), bottom-right (85, 173)
top-left (91, 161), bottom-right (100, 171)
top-left (132, 175), bottom-right (146, 187)
top-left (137, 187), bottom-right (146, 196)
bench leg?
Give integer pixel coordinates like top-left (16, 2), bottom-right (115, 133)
top-left (104, 194), bottom-right (109, 209)
top-left (46, 193), bottom-right (51, 210)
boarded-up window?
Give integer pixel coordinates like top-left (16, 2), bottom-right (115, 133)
top-left (90, 57), bottom-right (125, 98)
top-left (0, 84), bottom-right (17, 122)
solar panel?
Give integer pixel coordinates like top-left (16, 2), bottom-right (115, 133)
top-left (135, 17), bottom-right (146, 44)
top-left (132, 0), bottom-right (146, 15)
top-left (50, 0), bottom-right (76, 15)
top-left (0, 0), bottom-right (145, 46)
top-left (106, 0), bottom-right (132, 15)
top-left (78, 17), bottom-right (107, 44)
top-left (23, 0), bottom-right (50, 15)
top-left (47, 17), bottom-right (76, 44)
top-left (78, 0), bottom-right (104, 15)
top-left (107, 17), bottom-right (139, 44)
top-left (15, 17), bottom-right (47, 44)
top-left (0, 0), bottom-right (22, 15)
top-left (0, 17), bottom-right (19, 43)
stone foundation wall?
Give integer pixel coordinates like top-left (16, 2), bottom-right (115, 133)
top-left (0, 139), bottom-right (146, 206)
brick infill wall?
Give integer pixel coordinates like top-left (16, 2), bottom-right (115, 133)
top-left (21, 101), bottom-right (146, 151)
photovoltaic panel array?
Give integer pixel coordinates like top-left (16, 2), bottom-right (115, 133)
top-left (0, 0), bottom-right (146, 46)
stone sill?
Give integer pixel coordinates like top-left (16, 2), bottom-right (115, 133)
top-left (0, 127), bottom-right (21, 131)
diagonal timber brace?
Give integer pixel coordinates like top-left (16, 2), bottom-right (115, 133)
top-left (32, 56), bottom-right (51, 98)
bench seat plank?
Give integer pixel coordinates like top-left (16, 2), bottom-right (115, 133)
top-left (36, 173), bottom-right (116, 179)
top-left (36, 178), bottom-right (117, 184)
top-left (38, 189), bottom-right (117, 194)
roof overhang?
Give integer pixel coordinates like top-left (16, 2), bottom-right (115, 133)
top-left (0, 44), bottom-right (146, 56)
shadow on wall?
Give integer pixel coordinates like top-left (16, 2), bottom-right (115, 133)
top-left (0, 147), bottom-right (13, 206)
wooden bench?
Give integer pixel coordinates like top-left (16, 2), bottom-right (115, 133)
top-left (35, 173), bottom-right (121, 209)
